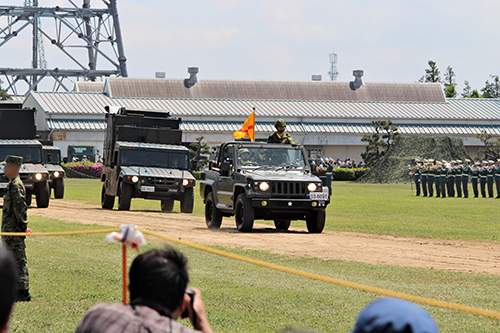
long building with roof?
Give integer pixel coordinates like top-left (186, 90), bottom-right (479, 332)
top-left (22, 77), bottom-right (500, 162)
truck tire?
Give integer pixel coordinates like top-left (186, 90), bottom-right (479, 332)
top-left (35, 181), bottom-right (50, 208)
top-left (53, 178), bottom-right (65, 199)
top-left (25, 190), bottom-right (32, 207)
top-left (205, 192), bottom-right (222, 229)
top-left (180, 187), bottom-right (194, 214)
top-left (118, 182), bottom-right (132, 211)
top-left (101, 183), bottom-right (115, 209)
top-left (235, 193), bottom-right (254, 232)
top-left (306, 209), bottom-right (326, 234)
top-left (161, 199), bottom-right (174, 212)
top-left (274, 219), bottom-right (291, 231)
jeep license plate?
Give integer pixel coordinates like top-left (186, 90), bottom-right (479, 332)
top-left (140, 186), bottom-right (155, 193)
top-left (0, 183), bottom-right (7, 189)
top-left (310, 188), bottom-right (329, 201)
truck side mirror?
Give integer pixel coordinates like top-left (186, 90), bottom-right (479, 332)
top-left (221, 161), bottom-right (230, 173)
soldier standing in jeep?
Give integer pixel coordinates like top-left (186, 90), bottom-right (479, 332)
top-left (267, 119), bottom-right (295, 145)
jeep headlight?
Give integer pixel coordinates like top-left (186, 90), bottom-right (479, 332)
top-left (131, 176), bottom-right (139, 183)
top-left (53, 171), bottom-right (60, 178)
top-left (35, 173), bottom-right (43, 181)
top-left (307, 183), bottom-right (317, 192)
top-left (259, 181), bottom-right (270, 191)
top-left (182, 179), bottom-right (189, 186)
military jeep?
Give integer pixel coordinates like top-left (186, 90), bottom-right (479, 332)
top-left (43, 146), bottom-right (65, 199)
top-left (200, 141), bottom-right (330, 233)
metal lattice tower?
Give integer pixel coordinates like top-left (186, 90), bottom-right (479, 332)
top-left (328, 51), bottom-right (338, 81)
top-left (0, 0), bottom-right (128, 94)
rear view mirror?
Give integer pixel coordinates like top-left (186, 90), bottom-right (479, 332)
top-left (221, 161), bottom-right (230, 172)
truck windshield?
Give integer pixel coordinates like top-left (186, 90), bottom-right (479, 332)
top-left (237, 146), bottom-right (306, 168)
top-left (0, 146), bottom-right (42, 163)
top-left (43, 151), bottom-right (61, 164)
top-left (120, 149), bottom-right (189, 169)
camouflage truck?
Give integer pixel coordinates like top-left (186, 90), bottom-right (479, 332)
top-left (200, 141), bottom-right (330, 233)
top-left (100, 106), bottom-right (196, 212)
top-left (0, 106), bottom-right (50, 208)
top-left (42, 145), bottom-right (65, 199)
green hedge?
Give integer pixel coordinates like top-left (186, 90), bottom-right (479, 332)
top-left (312, 167), bottom-right (370, 181)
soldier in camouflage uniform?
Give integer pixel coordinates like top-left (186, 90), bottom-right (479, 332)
top-left (267, 119), bottom-right (296, 145)
top-left (1, 156), bottom-right (30, 302)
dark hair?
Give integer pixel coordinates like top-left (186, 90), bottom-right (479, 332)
top-left (0, 246), bottom-right (17, 329)
top-left (129, 247), bottom-right (189, 312)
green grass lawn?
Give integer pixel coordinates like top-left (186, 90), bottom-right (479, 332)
top-left (63, 179), bottom-right (500, 242)
top-left (9, 217), bottom-right (500, 332)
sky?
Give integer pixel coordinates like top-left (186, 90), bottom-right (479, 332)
top-left (1, 0), bottom-right (500, 94)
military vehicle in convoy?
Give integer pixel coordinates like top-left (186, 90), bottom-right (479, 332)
top-left (42, 146), bottom-right (65, 199)
top-left (100, 106), bottom-right (196, 212)
top-left (0, 105), bottom-right (50, 208)
top-left (67, 145), bottom-right (96, 162)
top-left (200, 141), bottom-right (330, 233)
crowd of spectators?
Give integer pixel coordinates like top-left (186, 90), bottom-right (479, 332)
top-left (0, 244), bottom-right (439, 333)
top-left (311, 157), bottom-right (364, 169)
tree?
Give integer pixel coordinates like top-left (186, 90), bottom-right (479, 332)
top-left (481, 75), bottom-right (500, 98)
top-left (188, 136), bottom-right (211, 170)
top-left (461, 80), bottom-right (472, 98)
top-left (444, 84), bottom-right (457, 98)
top-left (361, 120), bottom-right (401, 167)
top-left (476, 130), bottom-right (500, 160)
top-left (442, 66), bottom-right (457, 98)
top-left (0, 79), bottom-right (11, 101)
top-left (469, 89), bottom-right (483, 98)
top-left (419, 60), bottom-right (441, 83)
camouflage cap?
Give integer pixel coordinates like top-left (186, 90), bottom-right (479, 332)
top-left (0, 155), bottom-right (23, 166)
top-left (275, 119), bottom-right (286, 127)
top-left (239, 148), bottom-right (250, 156)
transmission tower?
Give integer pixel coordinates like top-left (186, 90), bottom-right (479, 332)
top-left (0, 0), bottom-right (128, 95)
top-left (328, 51), bottom-right (338, 81)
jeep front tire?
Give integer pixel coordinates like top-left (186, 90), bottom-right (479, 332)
top-left (306, 209), bottom-right (325, 233)
top-left (205, 191), bottom-right (222, 229)
top-left (235, 193), bottom-right (254, 232)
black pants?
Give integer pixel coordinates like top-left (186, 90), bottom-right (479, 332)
top-left (440, 178), bottom-right (447, 198)
top-left (447, 177), bottom-right (455, 197)
top-left (414, 179), bottom-right (420, 196)
top-left (455, 178), bottom-right (462, 197)
top-left (435, 180), bottom-right (441, 197)
top-left (462, 178), bottom-right (468, 198)
top-left (471, 178), bottom-right (478, 197)
top-left (480, 179), bottom-right (487, 197)
top-left (427, 178), bottom-right (434, 197)
top-left (421, 177), bottom-right (428, 197)
top-left (496, 179), bottom-right (500, 198)
top-left (487, 177), bottom-right (494, 197)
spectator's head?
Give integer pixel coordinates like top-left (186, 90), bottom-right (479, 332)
top-left (0, 246), bottom-right (17, 332)
top-left (129, 247), bottom-right (189, 317)
top-left (352, 298), bottom-right (438, 333)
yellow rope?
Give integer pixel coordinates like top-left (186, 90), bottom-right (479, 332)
top-left (138, 228), bottom-right (500, 320)
top-left (2, 227), bottom-right (500, 319)
top-left (0, 228), bottom-right (119, 236)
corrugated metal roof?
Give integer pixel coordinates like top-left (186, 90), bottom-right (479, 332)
top-left (105, 78), bottom-right (446, 103)
top-left (42, 145), bottom-right (61, 151)
top-left (46, 119), bottom-right (500, 136)
top-left (30, 92), bottom-right (500, 121)
top-left (74, 82), bottom-right (105, 93)
top-left (0, 139), bottom-right (41, 145)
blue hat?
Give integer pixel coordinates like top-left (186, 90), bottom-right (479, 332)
top-left (352, 298), bottom-right (438, 333)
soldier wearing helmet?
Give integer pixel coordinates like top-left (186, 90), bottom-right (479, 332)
top-left (267, 119), bottom-right (296, 145)
top-left (238, 148), bottom-right (256, 166)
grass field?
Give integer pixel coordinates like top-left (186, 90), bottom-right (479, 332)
top-left (9, 216), bottom-right (500, 332)
top-left (64, 179), bottom-right (500, 242)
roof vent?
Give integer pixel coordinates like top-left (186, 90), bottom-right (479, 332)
top-left (311, 74), bottom-right (322, 81)
top-left (155, 72), bottom-right (166, 79)
top-left (184, 67), bottom-right (199, 88)
top-left (349, 70), bottom-right (363, 90)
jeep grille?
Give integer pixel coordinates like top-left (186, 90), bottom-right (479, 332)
top-left (271, 182), bottom-right (306, 197)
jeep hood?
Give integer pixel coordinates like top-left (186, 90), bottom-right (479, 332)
top-left (121, 166), bottom-right (195, 180)
top-left (243, 169), bottom-right (320, 182)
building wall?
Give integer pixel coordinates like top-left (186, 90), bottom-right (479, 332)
top-left (52, 130), bottom-right (106, 159)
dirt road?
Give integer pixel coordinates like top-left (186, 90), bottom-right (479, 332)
top-left (29, 200), bottom-right (500, 275)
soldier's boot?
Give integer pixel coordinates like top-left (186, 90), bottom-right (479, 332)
top-left (17, 289), bottom-right (31, 302)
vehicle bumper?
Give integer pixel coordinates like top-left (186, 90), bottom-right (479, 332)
top-left (250, 198), bottom-right (329, 210)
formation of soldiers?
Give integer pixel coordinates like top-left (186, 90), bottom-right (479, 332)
top-left (413, 158), bottom-right (500, 198)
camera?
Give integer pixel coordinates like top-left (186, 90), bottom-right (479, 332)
top-left (181, 289), bottom-right (197, 324)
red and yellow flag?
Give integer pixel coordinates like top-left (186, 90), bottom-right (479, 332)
top-left (233, 110), bottom-right (255, 141)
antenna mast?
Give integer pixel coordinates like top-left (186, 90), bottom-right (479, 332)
top-left (328, 50), bottom-right (338, 81)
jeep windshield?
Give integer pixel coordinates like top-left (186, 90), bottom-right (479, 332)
top-left (119, 148), bottom-right (189, 169)
top-left (43, 150), bottom-right (61, 164)
top-left (0, 146), bottom-right (42, 164)
top-left (237, 146), bottom-right (306, 168)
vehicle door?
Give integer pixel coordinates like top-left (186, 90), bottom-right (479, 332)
top-left (216, 144), bottom-right (235, 207)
